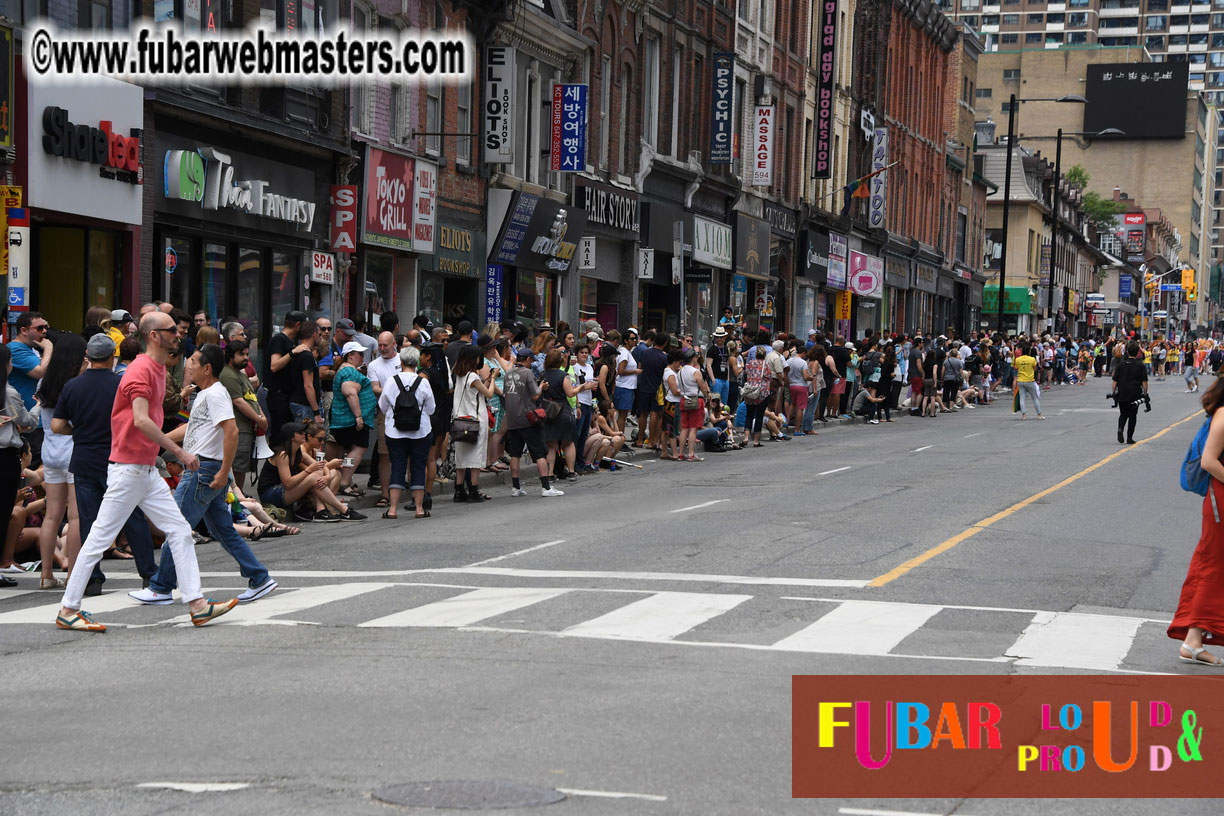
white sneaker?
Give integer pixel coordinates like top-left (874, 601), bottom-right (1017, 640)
top-left (868, 419), bottom-right (880, 424)
top-left (510, 487), bottom-right (527, 497)
top-left (541, 487), bottom-right (565, 497)
top-left (236, 578), bottom-right (278, 604)
top-left (128, 587), bottom-right (173, 605)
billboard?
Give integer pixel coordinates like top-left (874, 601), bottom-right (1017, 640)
top-left (1083, 63), bottom-right (1188, 140)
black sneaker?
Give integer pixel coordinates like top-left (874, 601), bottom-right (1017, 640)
top-left (313, 510), bottom-right (341, 523)
top-left (339, 507), bottom-right (367, 521)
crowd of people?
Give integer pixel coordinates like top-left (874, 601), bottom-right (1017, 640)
top-left (2, 293), bottom-right (1217, 629)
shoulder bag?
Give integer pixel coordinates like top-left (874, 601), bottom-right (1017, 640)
top-left (679, 367), bottom-right (700, 411)
top-left (451, 375), bottom-right (483, 444)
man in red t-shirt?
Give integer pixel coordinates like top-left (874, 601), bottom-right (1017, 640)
top-left (56, 312), bottom-right (238, 632)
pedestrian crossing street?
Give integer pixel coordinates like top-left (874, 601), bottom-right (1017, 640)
top-left (0, 581), bottom-right (1176, 673)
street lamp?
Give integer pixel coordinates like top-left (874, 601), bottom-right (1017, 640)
top-left (996, 94), bottom-right (1088, 334)
top-left (1043, 127), bottom-right (1126, 333)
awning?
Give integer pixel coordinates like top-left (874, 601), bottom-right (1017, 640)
top-left (983, 285), bottom-right (1033, 315)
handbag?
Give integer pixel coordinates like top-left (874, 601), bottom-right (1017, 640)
top-left (678, 368), bottom-right (699, 410)
top-left (543, 399), bottom-right (562, 421)
top-left (526, 407), bottom-right (547, 425)
top-left (452, 375), bottom-right (483, 444)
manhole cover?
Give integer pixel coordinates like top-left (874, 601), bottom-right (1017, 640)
top-left (372, 781), bottom-right (566, 810)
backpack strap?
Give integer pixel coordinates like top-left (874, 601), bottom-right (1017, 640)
top-left (408, 375), bottom-right (423, 398)
top-left (1212, 484), bottom-right (1220, 524)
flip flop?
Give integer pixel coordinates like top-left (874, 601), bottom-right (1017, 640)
top-left (381, 510), bottom-right (398, 519)
top-left (374, 497), bottom-right (391, 508)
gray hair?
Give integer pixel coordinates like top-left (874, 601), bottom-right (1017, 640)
top-left (399, 346), bottom-right (420, 368)
top-left (220, 321), bottom-right (244, 340)
top-left (772, 340), bottom-right (784, 351)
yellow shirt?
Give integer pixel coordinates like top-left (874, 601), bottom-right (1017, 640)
top-left (106, 326), bottom-right (125, 357)
top-left (1143, 350), bottom-right (1152, 364)
top-left (1014, 355), bottom-right (1037, 383)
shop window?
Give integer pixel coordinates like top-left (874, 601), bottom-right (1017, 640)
top-left (516, 270), bottom-right (555, 329)
top-left (364, 251), bottom-right (394, 324)
top-left (237, 247), bottom-right (265, 363)
top-left (87, 231), bottom-right (118, 315)
top-left (163, 236), bottom-right (194, 316)
top-left (272, 252), bottom-right (300, 331)
top-left (39, 228), bottom-right (86, 334)
top-left (201, 243), bottom-right (228, 325)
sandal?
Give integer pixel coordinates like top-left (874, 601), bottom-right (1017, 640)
top-left (248, 525), bottom-right (266, 542)
top-left (262, 527), bottom-right (288, 538)
top-left (374, 497), bottom-right (390, 508)
top-left (339, 485), bottom-right (364, 498)
top-left (381, 510), bottom-right (398, 519)
top-left (1179, 643), bottom-right (1224, 666)
top-left (415, 510), bottom-right (431, 519)
top-left (273, 523), bottom-right (301, 536)
top-left (753, 443), bottom-right (764, 448)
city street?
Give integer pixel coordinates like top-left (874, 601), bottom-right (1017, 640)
top-left (1, 375), bottom-right (1216, 815)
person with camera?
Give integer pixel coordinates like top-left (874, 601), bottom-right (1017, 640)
top-left (1112, 340), bottom-right (1149, 445)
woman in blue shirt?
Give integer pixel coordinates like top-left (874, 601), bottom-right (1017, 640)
top-left (331, 341), bottom-right (377, 498)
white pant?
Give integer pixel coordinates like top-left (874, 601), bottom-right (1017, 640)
top-left (61, 463), bottom-right (202, 610)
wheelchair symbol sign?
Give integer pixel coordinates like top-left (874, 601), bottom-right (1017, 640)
top-left (8, 287), bottom-right (24, 306)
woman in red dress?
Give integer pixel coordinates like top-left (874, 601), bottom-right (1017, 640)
top-left (1168, 374), bottom-right (1224, 666)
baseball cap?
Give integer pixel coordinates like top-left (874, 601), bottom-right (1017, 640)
top-left (86, 333), bottom-right (116, 360)
top-left (808, 329), bottom-right (817, 336)
top-left (110, 309), bottom-right (134, 323)
top-left (515, 347), bottom-right (534, 358)
top-left (335, 318), bottom-right (357, 334)
top-left (340, 341), bottom-right (366, 358)
top-left (846, 342), bottom-right (855, 351)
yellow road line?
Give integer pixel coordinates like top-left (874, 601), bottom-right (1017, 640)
top-left (868, 411), bottom-right (1202, 588)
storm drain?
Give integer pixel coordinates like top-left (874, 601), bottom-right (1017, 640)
top-left (372, 781), bottom-right (567, 810)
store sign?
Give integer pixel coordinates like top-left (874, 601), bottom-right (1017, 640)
top-left (752, 105), bottom-right (774, 186)
top-left (802, 229), bottom-right (829, 282)
top-left (1123, 213), bottom-right (1146, 225)
top-left (812, 0), bottom-right (838, 179)
top-left (764, 202), bottom-right (797, 238)
top-left (485, 264), bottom-right (503, 324)
top-left (638, 247), bottom-right (655, 280)
top-left (550, 83), bottom-right (587, 172)
top-left (0, 185), bottom-right (20, 277)
top-left (579, 236), bottom-right (595, 270)
top-left (827, 233), bottom-right (848, 290)
top-left (164, 145), bottom-right (316, 231)
top-left (413, 159), bottom-right (437, 253)
top-left (484, 46), bottom-right (516, 164)
top-left (913, 264), bottom-right (938, 294)
top-left (361, 146), bottom-right (416, 249)
top-left (710, 52), bottom-right (734, 164)
top-left (490, 191), bottom-right (587, 274)
top-left (848, 251), bottom-right (883, 299)
top-left (433, 223), bottom-right (486, 279)
top-left (28, 77), bottom-right (143, 224)
top-left (694, 215), bottom-right (733, 270)
top-left (1120, 275), bottom-right (1133, 298)
top-left (575, 178), bottom-right (639, 239)
top-left (309, 251), bottom-right (335, 285)
top-left (329, 185), bottom-right (358, 252)
top-left (869, 128), bottom-right (888, 229)
top-left (835, 289), bottom-right (852, 320)
top-left (734, 214), bottom-right (769, 279)
top-left (732, 274), bottom-right (747, 308)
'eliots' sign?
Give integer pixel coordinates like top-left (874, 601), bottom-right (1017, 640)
top-left (42, 106), bottom-right (141, 185)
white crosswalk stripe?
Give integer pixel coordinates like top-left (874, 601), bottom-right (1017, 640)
top-left (0, 581), bottom-right (1171, 673)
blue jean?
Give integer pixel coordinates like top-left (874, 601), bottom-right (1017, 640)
top-left (574, 403), bottom-right (593, 452)
top-left (802, 393), bottom-right (818, 432)
top-left (387, 434), bottom-right (433, 491)
top-left (290, 402), bottom-right (316, 423)
top-left (712, 378), bottom-right (729, 404)
top-left (74, 471), bottom-right (157, 583)
top-left (151, 458), bottom-right (270, 592)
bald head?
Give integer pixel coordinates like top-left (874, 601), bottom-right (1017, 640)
top-left (140, 311), bottom-right (174, 337)
top-left (158, 302), bottom-right (174, 314)
top-left (377, 331), bottom-right (396, 359)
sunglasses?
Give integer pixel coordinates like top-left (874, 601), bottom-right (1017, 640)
top-left (32, 323), bottom-right (49, 331)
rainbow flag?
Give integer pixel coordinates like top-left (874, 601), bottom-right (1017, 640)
top-left (175, 409), bottom-right (191, 425)
top-left (840, 161), bottom-right (900, 218)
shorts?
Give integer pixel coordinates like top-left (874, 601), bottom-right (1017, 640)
top-left (613, 387), bottom-right (636, 412)
top-left (663, 401), bottom-right (680, 435)
top-left (680, 399), bottom-right (705, 430)
top-left (259, 485), bottom-right (286, 508)
top-left (42, 463), bottom-right (74, 484)
top-left (635, 387), bottom-right (662, 414)
top-left (505, 425), bottom-right (548, 462)
top-left (332, 423), bottom-right (371, 450)
top-left (374, 411), bottom-right (389, 455)
top-left (789, 385), bottom-right (809, 412)
top-left (1186, 366), bottom-right (1199, 380)
top-left (923, 379), bottom-right (937, 398)
top-left (233, 430), bottom-right (255, 475)
top-left (290, 402), bottom-right (316, 423)
top-left (910, 376), bottom-right (924, 395)
top-left (712, 378), bottom-right (730, 403)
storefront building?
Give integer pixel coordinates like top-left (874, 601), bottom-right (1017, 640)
top-left (638, 200), bottom-right (686, 337)
top-left (796, 229), bottom-right (829, 336)
top-left (735, 213), bottom-right (772, 335)
top-left (908, 263), bottom-right (939, 334)
top-left (358, 146), bottom-right (437, 333)
top-left (763, 202), bottom-right (797, 336)
top-left (486, 189), bottom-right (586, 332)
top-left (573, 177), bottom-right (638, 333)
top-left (848, 245), bottom-right (884, 336)
top-left (882, 255), bottom-right (910, 335)
top-left (153, 124), bottom-right (331, 362)
top-left (418, 207), bottom-right (484, 329)
top-left (16, 75), bottom-right (143, 332)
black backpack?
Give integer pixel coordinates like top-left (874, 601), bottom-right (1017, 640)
top-left (392, 374), bottom-right (424, 431)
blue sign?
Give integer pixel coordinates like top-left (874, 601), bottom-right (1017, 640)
top-left (485, 264), bottom-right (503, 326)
top-left (711, 52), bottom-right (735, 165)
top-left (8, 287), bottom-right (23, 306)
top-left (493, 193), bottom-right (540, 265)
top-left (1119, 275), bottom-right (1132, 299)
top-left (1160, 283), bottom-right (1181, 291)
top-left (550, 84), bottom-right (587, 172)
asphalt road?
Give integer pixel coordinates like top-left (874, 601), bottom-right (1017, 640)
top-left (1, 373), bottom-right (1216, 815)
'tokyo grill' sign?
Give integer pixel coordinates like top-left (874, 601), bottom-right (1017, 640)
top-left (361, 146), bottom-right (437, 252)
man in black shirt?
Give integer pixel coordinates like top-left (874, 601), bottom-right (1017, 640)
top-left (706, 327), bottom-right (731, 404)
top-left (1112, 340), bottom-right (1149, 444)
top-left (635, 332), bottom-right (669, 449)
top-left (829, 337), bottom-right (852, 417)
top-left (288, 320), bottom-right (323, 425)
top-left (264, 310), bottom-right (306, 440)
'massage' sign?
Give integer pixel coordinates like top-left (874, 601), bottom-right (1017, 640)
top-left (812, 0), bottom-right (838, 179)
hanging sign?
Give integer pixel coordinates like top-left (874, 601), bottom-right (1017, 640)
top-left (710, 52), bottom-right (735, 164)
top-left (579, 236), bottom-right (595, 270)
top-left (483, 46), bottom-right (516, 164)
top-left (309, 251), bottom-right (335, 285)
top-left (812, 0), bottom-right (838, 178)
top-left (413, 158), bottom-right (437, 254)
top-left (550, 83), bottom-right (588, 172)
top-left (6, 207), bottom-right (28, 310)
top-left (752, 105), bottom-right (774, 187)
top-left (329, 184), bottom-right (358, 252)
top-left (869, 128), bottom-right (888, 229)
top-left (485, 264), bottom-right (504, 324)
top-left (638, 247), bottom-right (655, 280)
top-left (835, 289), bottom-right (852, 320)
top-left (849, 251), bottom-right (883, 299)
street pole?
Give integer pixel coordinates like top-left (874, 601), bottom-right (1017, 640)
top-left (997, 94), bottom-right (1017, 334)
top-left (1047, 128), bottom-right (1062, 335)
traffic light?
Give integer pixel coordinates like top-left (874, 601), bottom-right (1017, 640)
top-left (1145, 272), bottom-right (1157, 293)
top-left (1188, 282), bottom-right (1198, 301)
top-left (1182, 267), bottom-right (1196, 290)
